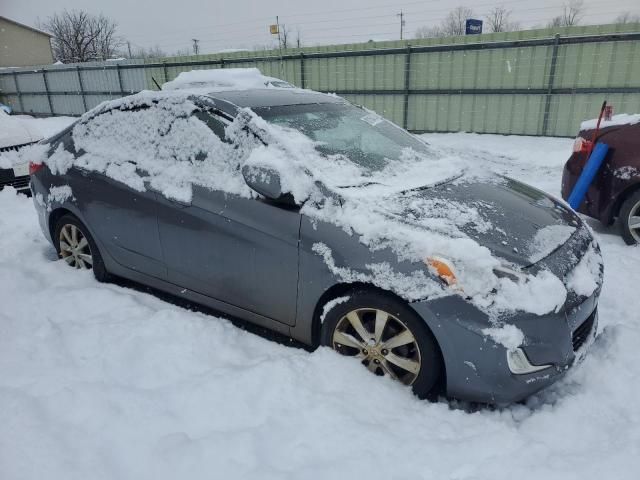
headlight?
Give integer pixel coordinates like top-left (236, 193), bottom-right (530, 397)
top-left (425, 257), bottom-right (458, 286)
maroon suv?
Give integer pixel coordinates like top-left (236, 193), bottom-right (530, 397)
top-left (562, 117), bottom-right (640, 245)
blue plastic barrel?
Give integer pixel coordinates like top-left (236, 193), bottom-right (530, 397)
top-left (567, 142), bottom-right (609, 210)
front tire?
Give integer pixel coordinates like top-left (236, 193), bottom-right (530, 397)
top-left (53, 214), bottom-right (110, 282)
top-left (619, 191), bottom-right (640, 245)
top-left (320, 290), bottom-right (443, 399)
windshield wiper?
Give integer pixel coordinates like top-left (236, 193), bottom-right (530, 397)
top-left (335, 181), bottom-right (385, 189)
top-left (399, 172), bottom-right (465, 194)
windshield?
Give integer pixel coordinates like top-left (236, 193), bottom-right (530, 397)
top-left (253, 103), bottom-right (430, 172)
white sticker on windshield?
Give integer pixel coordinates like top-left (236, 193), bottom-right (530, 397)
top-left (361, 112), bottom-right (384, 126)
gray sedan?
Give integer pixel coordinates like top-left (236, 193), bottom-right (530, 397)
top-left (30, 87), bottom-right (602, 404)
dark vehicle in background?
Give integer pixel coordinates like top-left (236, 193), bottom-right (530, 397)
top-left (30, 86), bottom-right (602, 404)
top-left (562, 118), bottom-right (640, 244)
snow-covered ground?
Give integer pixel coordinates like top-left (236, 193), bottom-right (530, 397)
top-left (1, 119), bottom-right (639, 479)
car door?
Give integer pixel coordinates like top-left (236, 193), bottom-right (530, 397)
top-left (67, 108), bottom-right (166, 279)
top-left (154, 112), bottom-right (301, 326)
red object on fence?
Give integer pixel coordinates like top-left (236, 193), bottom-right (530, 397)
top-left (604, 105), bottom-right (613, 121)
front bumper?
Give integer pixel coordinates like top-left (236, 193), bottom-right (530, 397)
top-left (412, 293), bottom-right (599, 404)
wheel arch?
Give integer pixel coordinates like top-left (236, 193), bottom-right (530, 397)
top-left (610, 181), bottom-right (640, 223)
top-left (311, 282), bottom-right (447, 392)
top-left (48, 207), bottom-right (76, 242)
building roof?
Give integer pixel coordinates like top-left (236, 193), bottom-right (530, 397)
top-left (0, 16), bottom-right (53, 37)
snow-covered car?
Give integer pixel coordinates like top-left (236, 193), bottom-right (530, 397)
top-left (0, 109), bottom-right (43, 194)
top-left (161, 67), bottom-right (295, 91)
top-left (29, 76), bottom-right (603, 404)
top-left (562, 113), bottom-right (640, 245)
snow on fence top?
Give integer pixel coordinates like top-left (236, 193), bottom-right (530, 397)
top-left (161, 68), bottom-right (294, 92)
top-left (580, 113), bottom-right (640, 130)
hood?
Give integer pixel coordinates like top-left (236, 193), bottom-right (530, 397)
top-left (0, 112), bottom-right (43, 149)
top-left (393, 177), bottom-right (581, 268)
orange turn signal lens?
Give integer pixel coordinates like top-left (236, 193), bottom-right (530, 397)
top-left (426, 257), bottom-right (458, 286)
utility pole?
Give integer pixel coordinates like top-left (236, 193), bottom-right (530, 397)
top-left (192, 38), bottom-right (200, 55)
top-left (127, 41), bottom-right (132, 58)
top-left (275, 16), bottom-right (285, 78)
top-left (397, 11), bottom-right (405, 40)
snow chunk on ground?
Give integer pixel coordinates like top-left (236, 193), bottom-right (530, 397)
top-left (482, 324), bottom-right (525, 351)
top-left (162, 68), bottom-right (292, 91)
top-left (580, 113), bottom-right (640, 130)
top-left (566, 243), bottom-right (603, 297)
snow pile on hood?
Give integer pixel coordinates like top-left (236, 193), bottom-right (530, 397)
top-left (162, 68), bottom-right (293, 92)
top-left (580, 113), bottom-right (640, 130)
top-left (527, 224), bottom-right (576, 264)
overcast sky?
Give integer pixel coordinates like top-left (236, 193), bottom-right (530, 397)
top-left (4, 0), bottom-right (640, 55)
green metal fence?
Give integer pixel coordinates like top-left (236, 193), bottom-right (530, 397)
top-left (1, 23), bottom-right (639, 137)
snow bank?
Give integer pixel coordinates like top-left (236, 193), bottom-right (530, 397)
top-left (162, 68), bottom-right (292, 91)
top-left (1, 155), bottom-right (640, 478)
top-left (580, 113), bottom-right (640, 130)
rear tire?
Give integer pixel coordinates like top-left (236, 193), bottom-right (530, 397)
top-left (619, 191), bottom-right (640, 245)
top-left (53, 214), bottom-right (110, 282)
top-left (320, 289), bottom-right (443, 399)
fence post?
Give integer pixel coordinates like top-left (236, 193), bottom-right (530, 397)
top-left (116, 64), bottom-right (125, 97)
top-left (542, 33), bottom-right (561, 136)
top-left (403, 44), bottom-right (412, 130)
top-left (162, 62), bottom-right (169, 84)
top-left (12, 71), bottom-right (24, 113)
top-left (76, 66), bottom-right (88, 113)
top-left (42, 69), bottom-right (54, 116)
top-left (300, 52), bottom-right (305, 89)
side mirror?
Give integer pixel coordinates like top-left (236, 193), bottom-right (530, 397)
top-left (242, 164), bottom-right (296, 206)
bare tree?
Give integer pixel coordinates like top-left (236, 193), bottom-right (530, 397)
top-left (547, 0), bottom-right (585, 28)
top-left (615, 12), bottom-right (640, 24)
top-left (415, 6), bottom-right (476, 38)
top-left (40, 10), bottom-right (123, 63)
top-left (415, 25), bottom-right (443, 39)
top-left (485, 6), bottom-right (520, 33)
top-left (441, 6), bottom-right (476, 36)
top-left (279, 24), bottom-right (290, 49)
top-left (130, 45), bottom-right (168, 59)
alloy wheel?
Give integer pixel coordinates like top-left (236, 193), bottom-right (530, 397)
top-left (331, 308), bottom-right (422, 385)
top-left (59, 224), bottom-right (93, 269)
top-left (629, 200), bottom-right (640, 243)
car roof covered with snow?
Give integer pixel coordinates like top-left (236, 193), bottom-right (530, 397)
top-left (204, 88), bottom-right (345, 111)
